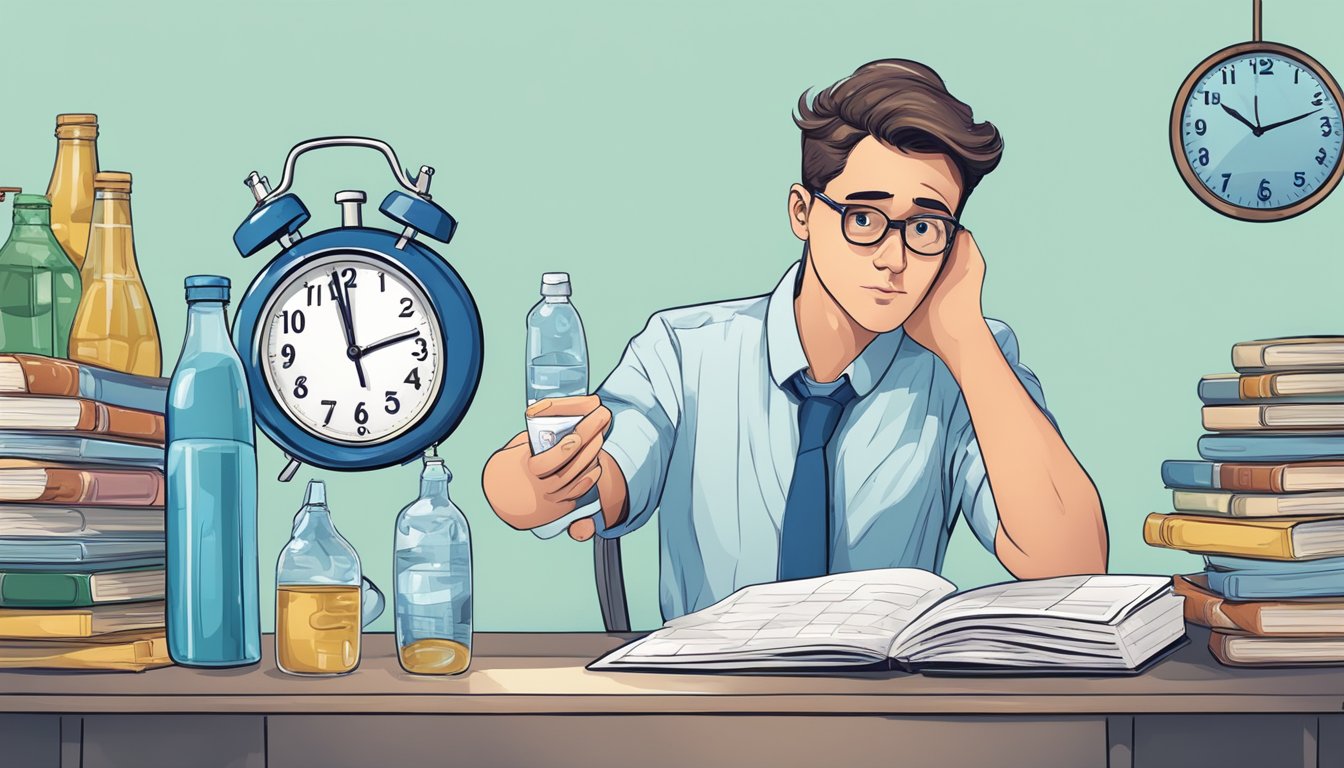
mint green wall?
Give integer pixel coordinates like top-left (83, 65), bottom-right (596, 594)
top-left (2, 0), bottom-right (1340, 632)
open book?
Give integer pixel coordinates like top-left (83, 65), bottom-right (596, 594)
top-left (589, 570), bottom-right (1187, 675)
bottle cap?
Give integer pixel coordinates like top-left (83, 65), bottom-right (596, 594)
top-left (12, 194), bottom-right (50, 208)
top-left (93, 171), bottom-right (132, 193)
top-left (303, 479), bottom-right (327, 507)
top-left (55, 114), bottom-right (97, 126)
top-left (540, 271), bottom-right (571, 297)
top-left (184, 274), bottom-right (230, 303)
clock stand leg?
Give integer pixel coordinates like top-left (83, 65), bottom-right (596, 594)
top-left (278, 455), bottom-right (301, 482)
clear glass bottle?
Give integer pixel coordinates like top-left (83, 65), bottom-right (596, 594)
top-left (69, 171), bottom-right (161, 376)
top-left (45, 113), bottom-right (99, 270)
top-left (166, 275), bottom-right (260, 668)
top-left (276, 480), bottom-right (364, 676)
top-left (525, 272), bottom-right (588, 405)
top-left (285, 490), bottom-right (385, 641)
top-left (0, 193), bottom-right (81, 356)
top-left (394, 455), bottom-right (473, 675)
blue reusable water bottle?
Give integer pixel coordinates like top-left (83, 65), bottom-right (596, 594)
top-left (166, 275), bottom-right (260, 667)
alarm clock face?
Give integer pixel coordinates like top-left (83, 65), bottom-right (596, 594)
top-left (258, 253), bottom-right (444, 445)
top-left (1181, 51), bottom-right (1343, 211)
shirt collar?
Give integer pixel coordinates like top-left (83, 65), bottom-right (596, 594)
top-left (764, 260), bottom-right (905, 398)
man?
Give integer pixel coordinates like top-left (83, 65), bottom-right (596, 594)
top-left (483, 58), bottom-right (1108, 621)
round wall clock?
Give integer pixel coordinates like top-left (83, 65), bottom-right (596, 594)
top-left (1170, 0), bottom-right (1344, 221)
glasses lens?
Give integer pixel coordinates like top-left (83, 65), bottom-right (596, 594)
top-left (905, 216), bottom-right (952, 255)
top-left (842, 207), bottom-right (888, 245)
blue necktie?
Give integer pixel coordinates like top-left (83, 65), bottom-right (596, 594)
top-left (778, 371), bottom-right (857, 581)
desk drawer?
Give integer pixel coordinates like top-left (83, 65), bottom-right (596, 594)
top-left (267, 714), bottom-right (1107, 768)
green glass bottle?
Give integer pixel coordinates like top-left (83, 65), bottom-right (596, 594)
top-left (0, 193), bottom-right (82, 357)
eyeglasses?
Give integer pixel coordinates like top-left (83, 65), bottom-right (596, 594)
top-left (810, 190), bottom-right (960, 255)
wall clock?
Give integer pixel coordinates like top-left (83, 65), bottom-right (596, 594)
top-left (1170, 0), bottom-right (1343, 221)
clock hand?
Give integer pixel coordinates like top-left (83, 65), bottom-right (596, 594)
top-left (1220, 103), bottom-right (1261, 134)
top-left (359, 329), bottom-right (421, 356)
top-left (328, 271), bottom-right (367, 389)
top-left (1258, 108), bottom-right (1324, 135)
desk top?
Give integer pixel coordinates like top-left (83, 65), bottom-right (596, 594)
top-left (0, 627), bottom-right (1339, 715)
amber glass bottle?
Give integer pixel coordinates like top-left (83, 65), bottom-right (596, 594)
top-left (69, 172), bottom-right (161, 376)
top-left (45, 114), bottom-right (100, 270)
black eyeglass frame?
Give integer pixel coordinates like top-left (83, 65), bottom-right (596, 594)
top-left (810, 189), bottom-right (962, 255)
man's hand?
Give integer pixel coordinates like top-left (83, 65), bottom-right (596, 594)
top-left (903, 228), bottom-right (990, 365)
top-left (482, 395), bottom-right (611, 535)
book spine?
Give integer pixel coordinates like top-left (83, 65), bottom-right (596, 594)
top-left (42, 468), bottom-right (165, 507)
top-left (1161, 460), bottom-right (1217, 489)
top-left (1142, 513), bottom-right (1295, 559)
top-left (1199, 377), bottom-right (1243, 404)
top-left (1217, 603), bottom-right (1269, 635)
top-left (1241, 374), bottom-right (1277, 400)
top-left (0, 612), bottom-right (91, 639)
top-left (1201, 406), bottom-right (1267, 431)
top-left (0, 633), bottom-right (170, 671)
top-left (1198, 434), bottom-right (1344, 463)
top-left (1207, 631), bottom-right (1242, 666)
top-left (15, 357), bottom-right (81, 398)
top-left (1231, 343), bottom-right (1266, 372)
top-left (1204, 567), bottom-right (1344, 599)
top-left (92, 403), bottom-right (165, 443)
top-left (1175, 583), bottom-right (1239, 630)
top-left (1221, 464), bottom-right (1286, 493)
top-left (0, 572), bottom-right (94, 608)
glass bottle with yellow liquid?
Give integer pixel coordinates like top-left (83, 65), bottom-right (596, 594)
top-left (275, 480), bottom-right (371, 676)
top-left (69, 171), bottom-right (161, 376)
top-left (46, 113), bottom-right (100, 270)
top-left (394, 454), bottom-right (473, 675)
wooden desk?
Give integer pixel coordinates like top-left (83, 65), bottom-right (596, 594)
top-left (0, 627), bottom-right (1340, 768)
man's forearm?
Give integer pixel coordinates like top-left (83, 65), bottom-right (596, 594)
top-left (945, 325), bottom-right (1108, 577)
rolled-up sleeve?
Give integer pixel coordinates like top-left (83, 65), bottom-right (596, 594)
top-left (583, 314), bottom-right (682, 539)
top-left (945, 318), bottom-right (1059, 553)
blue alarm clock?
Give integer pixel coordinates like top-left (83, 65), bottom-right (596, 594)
top-left (232, 137), bottom-right (483, 480)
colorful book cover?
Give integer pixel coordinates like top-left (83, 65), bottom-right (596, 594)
top-left (0, 354), bottom-right (167, 413)
top-left (0, 566), bottom-right (163, 608)
top-left (0, 432), bottom-right (164, 469)
top-left (1197, 434), bottom-right (1344, 463)
top-left (1200, 372), bottom-right (1344, 404)
top-left (0, 505), bottom-right (163, 537)
top-left (0, 601), bottom-right (164, 639)
top-left (0, 631), bottom-right (170, 671)
top-left (1203, 556), bottom-right (1344, 600)
top-left (0, 397), bottom-right (164, 443)
top-left (0, 537), bottom-right (164, 565)
top-left (0, 460), bottom-right (164, 506)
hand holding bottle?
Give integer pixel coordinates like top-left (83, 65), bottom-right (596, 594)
top-left (482, 395), bottom-right (611, 532)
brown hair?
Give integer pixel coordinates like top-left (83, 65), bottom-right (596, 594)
top-left (795, 59), bottom-right (1003, 216)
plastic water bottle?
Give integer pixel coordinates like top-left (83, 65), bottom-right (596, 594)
top-left (394, 454), bottom-right (472, 675)
top-left (165, 275), bottom-right (259, 667)
top-left (525, 272), bottom-right (588, 405)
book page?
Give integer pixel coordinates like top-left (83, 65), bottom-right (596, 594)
top-left (593, 568), bottom-right (956, 667)
top-left (893, 574), bottom-right (1172, 656)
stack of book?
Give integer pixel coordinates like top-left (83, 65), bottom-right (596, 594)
top-left (0, 354), bottom-right (170, 671)
top-left (1147, 336), bottom-right (1344, 667)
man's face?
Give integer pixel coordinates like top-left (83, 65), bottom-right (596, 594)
top-left (801, 136), bottom-right (965, 334)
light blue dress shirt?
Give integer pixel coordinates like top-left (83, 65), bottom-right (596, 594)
top-left (585, 261), bottom-right (1057, 621)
